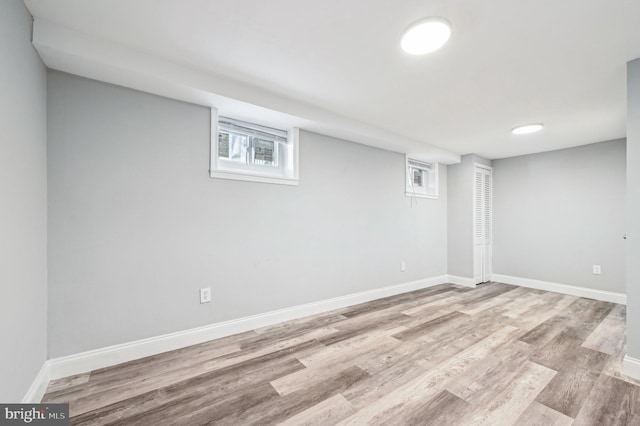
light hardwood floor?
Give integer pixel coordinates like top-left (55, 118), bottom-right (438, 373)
top-left (43, 282), bottom-right (640, 425)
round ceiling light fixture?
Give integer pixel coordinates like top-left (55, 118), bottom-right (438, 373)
top-left (401, 17), bottom-right (452, 55)
top-left (512, 123), bottom-right (544, 135)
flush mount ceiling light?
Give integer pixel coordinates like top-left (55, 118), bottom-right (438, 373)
top-left (401, 17), bottom-right (452, 55)
top-left (512, 123), bottom-right (544, 135)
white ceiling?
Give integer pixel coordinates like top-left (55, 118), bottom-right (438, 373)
top-left (24, 0), bottom-right (640, 160)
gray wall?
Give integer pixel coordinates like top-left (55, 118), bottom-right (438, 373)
top-left (47, 71), bottom-right (448, 357)
top-left (493, 139), bottom-right (626, 293)
top-left (447, 154), bottom-right (491, 278)
top-left (0, 0), bottom-right (48, 401)
top-left (627, 59), bottom-right (640, 357)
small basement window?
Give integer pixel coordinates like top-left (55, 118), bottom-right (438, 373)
top-left (406, 157), bottom-right (438, 199)
top-left (210, 110), bottom-right (299, 185)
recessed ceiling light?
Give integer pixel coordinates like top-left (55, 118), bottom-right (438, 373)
top-left (512, 123), bottom-right (543, 135)
top-left (401, 17), bottom-right (452, 55)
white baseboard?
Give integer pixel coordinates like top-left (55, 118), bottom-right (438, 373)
top-left (492, 274), bottom-right (626, 305)
top-left (446, 275), bottom-right (476, 288)
top-left (22, 362), bottom-right (51, 403)
top-left (39, 274), bottom-right (449, 387)
top-left (24, 272), bottom-right (627, 401)
top-left (623, 355), bottom-right (640, 381)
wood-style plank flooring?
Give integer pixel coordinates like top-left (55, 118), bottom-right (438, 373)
top-left (43, 282), bottom-right (640, 425)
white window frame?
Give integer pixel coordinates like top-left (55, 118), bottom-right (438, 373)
top-left (405, 156), bottom-right (439, 199)
top-left (209, 109), bottom-right (299, 185)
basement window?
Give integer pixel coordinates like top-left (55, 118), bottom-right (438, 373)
top-left (406, 157), bottom-right (438, 199)
top-left (210, 110), bottom-right (299, 185)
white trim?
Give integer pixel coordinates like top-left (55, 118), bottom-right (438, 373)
top-left (446, 275), bottom-right (477, 288)
top-left (28, 273), bottom-right (626, 398)
top-left (492, 274), bottom-right (627, 305)
top-left (404, 192), bottom-right (439, 200)
top-left (209, 170), bottom-right (299, 186)
top-left (22, 362), bottom-right (51, 403)
top-left (623, 355), bottom-right (640, 381)
top-left (43, 275), bottom-right (449, 382)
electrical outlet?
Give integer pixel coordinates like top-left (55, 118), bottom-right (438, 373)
top-left (200, 288), bottom-right (212, 304)
top-left (593, 265), bottom-right (602, 275)
top-left (401, 262), bottom-right (406, 272)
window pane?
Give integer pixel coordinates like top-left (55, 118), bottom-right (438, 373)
top-left (218, 131), bottom-right (250, 164)
top-left (253, 137), bottom-right (277, 166)
top-left (412, 168), bottom-right (424, 187)
top-left (218, 132), bottom-right (230, 158)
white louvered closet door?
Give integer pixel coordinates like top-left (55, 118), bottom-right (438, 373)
top-left (473, 165), bottom-right (493, 284)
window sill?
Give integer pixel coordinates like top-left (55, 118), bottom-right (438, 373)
top-left (405, 192), bottom-right (439, 199)
top-left (209, 169), bottom-right (299, 186)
